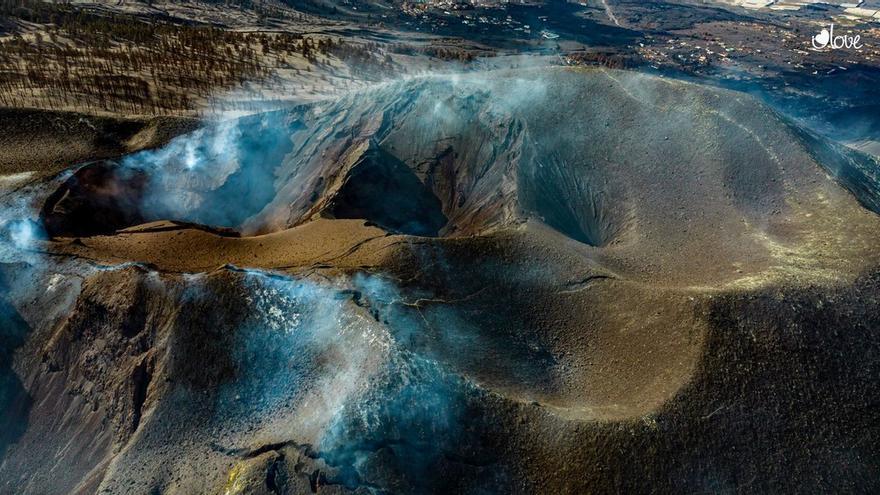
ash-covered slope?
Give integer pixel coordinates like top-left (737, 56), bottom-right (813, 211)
top-left (41, 67), bottom-right (880, 285)
top-left (259, 67), bottom-right (880, 286)
top-left (3, 67), bottom-right (880, 494)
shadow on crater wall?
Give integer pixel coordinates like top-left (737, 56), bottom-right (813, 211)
top-left (0, 270), bottom-right (32, 461)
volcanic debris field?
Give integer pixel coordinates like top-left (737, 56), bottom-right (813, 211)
top-left (2, 67), bottom-right (880, 494)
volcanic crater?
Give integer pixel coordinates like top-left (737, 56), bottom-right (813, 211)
top-left (2, 67), bottom-right (880, 494)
